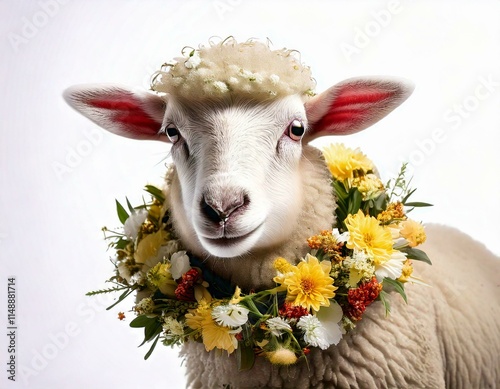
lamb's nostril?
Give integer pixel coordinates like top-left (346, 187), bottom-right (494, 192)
top-left (201, 192), bottom-right (248, 225)
top-left (201, 198), bottom-right (225, 224)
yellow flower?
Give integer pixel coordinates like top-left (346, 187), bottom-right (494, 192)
top-left (134, 230), bottom-right (168, 264)
top-left (345, 210), bottom-right (394, 265)
top-left (185, 302), bottom-right (238, 354)
top-left (323, 143), bottom-right (373, 181)
top-left (146, 262), bottom-right (177, 297)
top-left (377, 202), bottom-right (405, 224)
top-left (282, 254), bottom-right (337, 312)
top-left (266, 345), bottom-right (298, 365)
top-left (352, 174), bottom-right (385, 200)
top-left (400, 219), bottom-right (426, 247)
top-left (398, 260), bottom-right (414, 283)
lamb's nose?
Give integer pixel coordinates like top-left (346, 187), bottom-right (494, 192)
top-left (201, 191), bottom-right (247, 224)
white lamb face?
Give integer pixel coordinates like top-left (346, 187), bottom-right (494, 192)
top-left (64, 77), bottom-right (413, 260)
top-left (165, 95), bottom-right (307, 257)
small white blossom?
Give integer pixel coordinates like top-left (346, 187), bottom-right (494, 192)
top-left (170, 251), bottom-right (191, 279)
top-left (297, 302), bottom-right (343, 349)
top-left (117, 262), bottom-right (132, 283)
top-left (375, 250), bottom-right (407, 281)
top-left (266, 317), bottom-right (292, 337)
top-left (163, 316), bottom-right (184, 336)
top-left (212, 304), bottom-right (249, 327)
top-left (213, 80), bottom-right (229, 93)
top-left (269, 74), bottom-right (280, 85)
top-left (184, 51), bottom-right (201, 69)
top-left (123, 209), bottom-right (148, 240)
top-left (332, 228), bottom-right (349, 244)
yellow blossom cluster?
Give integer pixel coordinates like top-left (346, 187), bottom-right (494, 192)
top-left (307, 230), bottom-right (344, 262)
top-left (323, 143), bottom-right (373, 181)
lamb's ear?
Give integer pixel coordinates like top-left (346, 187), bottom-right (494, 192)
top-left (63, 84), bottom-right (168, 141)
top-left (304, 77), bottom-right (414, 142)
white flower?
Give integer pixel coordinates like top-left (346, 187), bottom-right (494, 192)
top-left (184, 51), bottom-right (201, 69)
top-left (123, 209), bottom-right (148, 240)
top-left (117, 262), bottom-right (132, 283)
top-left (170, 251), bottom-right (191, 279)
top-left (213, 80), bottom-right (229, 93)
top-left (297, 302), bottom-right (343, 349)
top-left (163, 316), bottom-right (184, 336)
top-left (141, 240), bottom-right (180, 274)
top-left (211, 304), bottom-right (250, 327)
top-left (343, 249), bottom-right (375, 287)
top-left (269, 74), bottom-right (280, 85)
top-left (375, 250), bottom-right (407, 281)
top-left (266, 317), bottom-right (292, 337)
top-left (332, 228), bottom-right (349, 244)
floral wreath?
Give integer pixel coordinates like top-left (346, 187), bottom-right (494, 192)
top-left (90, 143), bottom-right (431, 369)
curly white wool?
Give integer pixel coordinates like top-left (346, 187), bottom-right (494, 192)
top-left (151, 37), bottom-right (316, 100)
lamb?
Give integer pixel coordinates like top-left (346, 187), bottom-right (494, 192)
top-left (64, 38), bottom-right (500, 388)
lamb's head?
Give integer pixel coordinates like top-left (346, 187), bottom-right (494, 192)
top-left (64, 39), bottom-right (413, 259)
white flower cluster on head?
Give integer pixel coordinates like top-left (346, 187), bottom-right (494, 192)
top-left (151, 37), bottom-right (316, 101)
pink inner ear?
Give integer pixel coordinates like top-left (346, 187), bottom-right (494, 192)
top-left (314, 86), bottom-right (395, 134)
top-left (88, 96), bottom-right (160, 135)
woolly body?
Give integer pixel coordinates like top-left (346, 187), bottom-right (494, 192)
top-left (181, 225), bottom-right (500, 388)
top-left (63, 38), bottom-right (500, 389)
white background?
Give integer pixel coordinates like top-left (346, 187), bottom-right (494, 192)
top-left (1, 1), bottom-right (499, 388)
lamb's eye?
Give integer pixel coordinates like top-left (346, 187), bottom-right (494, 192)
top-left (287, 119), bottom-right (305, 141)
top-left (164, 125), bottom-right (180, 143)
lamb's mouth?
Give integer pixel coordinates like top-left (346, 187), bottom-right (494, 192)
top-left (202, 224), bottom-right (264, 249)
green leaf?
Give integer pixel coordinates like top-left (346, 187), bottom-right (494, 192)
top-left (126, 197), bottom-right (135, 213)
top-left (383, 278), bottom-right (407, 303)
top-left (130, 315), bottom-right (154, 328)
top-left (144, 333), bottom-right (161, 360)
top-left (237, 341), bottom-right (256, 371)
top-left (401, 247), bottom-right (432, 265)
top-left (401, 188), bottom-right (417, 204)
top-left (106, 288), bottom-right (134, 310)
top-left (347, 188), bottom-right (362, 215)
top-left (115, 200), bottom-right (129, 224)
top-left (404, 202), bottom-right (433, 207)
top-left (86, 286), bottom-right (127, 296)
top-left (144, 185), bottom-right (165, 203)
top-left (378, 289), bottom-right (391, 316)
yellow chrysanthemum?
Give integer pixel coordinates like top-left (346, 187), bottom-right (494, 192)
top-left (345, 210), bottom-right (394, 265)
top-left (282, 254), bottom-right (337, 312)
top-left (323, 143), bottom-right (373, 181)
top-left (185, 302), bottom-right (238, 354)
top-left (400, 219), bottom-right (426, 247)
